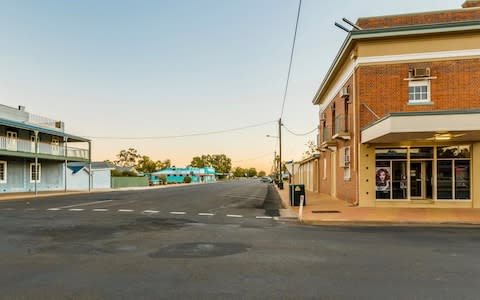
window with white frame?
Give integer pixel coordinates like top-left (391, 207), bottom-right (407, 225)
top-left (30, 163), bottom-right (41, 183)
top-left (0, 161), bottom-right (7, 183)
top-left (51, 138), bottom-right (59, 154)
top-left (408, 80), bottom-right (430, 103)
top-left (343, 146), bottom-right (351, 180)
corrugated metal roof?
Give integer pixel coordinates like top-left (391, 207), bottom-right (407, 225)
top-left (0, 118), bottom-right (89, 142)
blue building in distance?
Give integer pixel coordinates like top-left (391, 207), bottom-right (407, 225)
top-left (151, 166), bottom-right (216, 184)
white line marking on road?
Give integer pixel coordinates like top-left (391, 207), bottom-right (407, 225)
top-left (55, 200), bottom-right (113, 209)
top-left (47, 208), bottom-right (61, 211)
top-left (170, 211), bottom-right (186, 215)
top-left (93, 208), bottom-right (109, 212)
top-left (226, 214), bottom-right (243, 218)
top-left (256, 216), bottom-right (273, 219)
top-left (25, 208), bottom-right (36, 211)
top-left (198, 213), bottom-right (214, 216)
top-left (69, 208), bottom-right (84, 211)
top-left (143, 210), bottom-right (159, 214)
top-left (3, 208), bottom-right (14, 211)
top-left (118, 209), bottom-right (134, 212)
top-left (273, 217), bottom-right (279, 221)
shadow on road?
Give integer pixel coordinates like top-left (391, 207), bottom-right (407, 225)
top-left (261, 185), bottom-right (285, 217)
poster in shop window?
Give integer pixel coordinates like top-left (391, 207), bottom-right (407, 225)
top-left (376, 167), bottom-right (391, 192)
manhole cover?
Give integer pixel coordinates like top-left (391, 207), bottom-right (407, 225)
top-left (312, 210), bottom-right (341, 214)
top-left (149, 242), bottom-right (251, 258)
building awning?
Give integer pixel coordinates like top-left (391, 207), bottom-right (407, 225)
top-left (361, 110), bottom-right (480, 144)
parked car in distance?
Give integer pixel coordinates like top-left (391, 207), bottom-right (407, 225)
top-left (260, 176), bottom-right (273, 183)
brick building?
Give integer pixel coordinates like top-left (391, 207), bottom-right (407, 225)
top-left (310, 1), bottom-right (480, 208)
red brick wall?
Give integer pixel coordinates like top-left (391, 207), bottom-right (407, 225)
top-left (357, 8), bottom-right (480, 30)
top-left (357, 58), bottom-right (480, 129)
top-left (318, 76), bottom-right (357, 203)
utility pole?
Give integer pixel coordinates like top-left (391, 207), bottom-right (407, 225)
top-left (278, 118), bottom-right (283, 189)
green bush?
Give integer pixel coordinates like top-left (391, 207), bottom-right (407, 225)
top-left (184, 176), bottom-right (192, 183)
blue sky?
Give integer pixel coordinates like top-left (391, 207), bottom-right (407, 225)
top-left (0, 0), bottom-right (460, 171)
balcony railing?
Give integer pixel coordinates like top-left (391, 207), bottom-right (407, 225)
top-left (0, 136), bottom-right (88, 160)
top-left (334, 115), bottom-right (350, 140)
top-left (322, 127), bottom-right (331, 143)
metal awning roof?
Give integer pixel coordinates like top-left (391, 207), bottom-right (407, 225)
top-left (361, 110), bottom-right (480, 144)
top-left (0, 118), bottom-right (89, 142)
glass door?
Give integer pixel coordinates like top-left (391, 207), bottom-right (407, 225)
top-left (410, 161), bottom-right (432, 200)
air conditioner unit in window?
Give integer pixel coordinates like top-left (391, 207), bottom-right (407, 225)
top-left (413, 67), bottom-right (430, 78)
top-left (339, 86), bottom-right (349, 98)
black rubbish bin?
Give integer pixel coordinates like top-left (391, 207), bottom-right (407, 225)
top-left (289, 184), bottom-right (306, 206)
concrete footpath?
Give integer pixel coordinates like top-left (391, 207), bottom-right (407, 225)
top-left (276, 184), bottom-right (480, 226)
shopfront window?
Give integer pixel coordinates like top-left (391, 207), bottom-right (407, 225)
top-left (376, 146), bottom-right (471, 201)
top-left (437, 145), bottom-right (471, 200)
top-left (375, 148), bottom-right (408, 200)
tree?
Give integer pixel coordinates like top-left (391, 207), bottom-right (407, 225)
top-left (247, 167), bottom-right (257, 177)
top-left (209, 154), bottom-right (232, 174)
top-left (115, 148), bottom-right (140, 167)
top-left (136, 156), bottom-right (158, 173)
top-left (156, 159), bottom-right (171, 170)
top-left (190, 154), bottom-right (232, 174)
top-left (258, 170), bottom-right (266, 177)
top-left (302, 140), bottom-right (319, 159)
top-left (233, 167), bottom-right (245, 177)
top-left (191, 155), bottom-right (211, 168)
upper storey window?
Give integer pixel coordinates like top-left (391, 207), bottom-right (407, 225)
top-left (408, 80), bottom-right (430, 103)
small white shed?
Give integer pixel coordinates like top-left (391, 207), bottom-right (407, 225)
top-left (66, 162), bottom-right (114, 190)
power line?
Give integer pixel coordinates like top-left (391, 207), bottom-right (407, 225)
top-left (283, 124), bottom-right (317, 136)
top-left (232, 152), bottom-right (273, 163)
top-left (279, 0), bottom-right (302, 119)
top-left (86, 120), bottom-right (276, 140)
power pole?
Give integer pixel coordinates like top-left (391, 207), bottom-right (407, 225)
top-left (278, 118), bottom-right (283, 189)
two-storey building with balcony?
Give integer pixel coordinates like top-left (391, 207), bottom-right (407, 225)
top-left (313, 1), bottom-right (480, 208)
top-left (0, 104), bottom-right (90, 193)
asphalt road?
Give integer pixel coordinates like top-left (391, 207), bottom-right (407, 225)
top-left (0, 180), bottom-right (479, 300)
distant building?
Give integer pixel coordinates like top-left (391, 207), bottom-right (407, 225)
top-left (0, 104), bottom-right (90, 193)
top-left (151, 167), bottom-right (216, 184)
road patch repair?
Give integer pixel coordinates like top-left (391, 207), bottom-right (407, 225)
top-left (149, 242), bottom-right (251, 258)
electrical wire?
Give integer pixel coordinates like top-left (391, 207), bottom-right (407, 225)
top-left (279, 0), bottom-right (302, 119)
top-left (283, 124), bottom-right (317, 136)
top-left (85, 120), bottom-right (276, 140)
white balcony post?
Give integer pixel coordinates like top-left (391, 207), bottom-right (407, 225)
top-left (88, 141), bottom-right (92, 192)
top-left (34, 131), bottom-right (38, 197)
top-left (64, 137), bottom-right (68, 192)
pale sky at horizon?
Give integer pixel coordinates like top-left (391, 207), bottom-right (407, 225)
top-left (0, 0), bottom-right (460, 172)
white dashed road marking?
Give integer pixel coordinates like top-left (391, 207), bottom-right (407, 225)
top-left (256, 216), bottom-right (273, 219)
top-left (3, 208), bottom-right (14, 211)
top-left (198, 213), bottom-right (215, 216)
top-left (47, 208), bottom-right (61, 211)
top-left (143, 210), bottom-right (159, 214)
top-left (226, 214), bottom-right (243, 218)
top-left (54, 200), bottom-right (113, 210)
top-left (118, 209), bottom-right (134, 212)
top-left (93, 209), bottom-right (109, 212)
top-left (170, 211), bottom-right (186, 215)
top-left (69, 208), bottom-right (84, 211)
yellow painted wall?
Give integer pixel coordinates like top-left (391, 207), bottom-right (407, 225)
top-left (358, 144), bottom-right (376, 207)
top-left (473, 142), bottom-right (480, 208)
top-left (357, 32), bottom-right (480, 58)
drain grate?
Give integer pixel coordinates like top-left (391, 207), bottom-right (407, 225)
top-left (312, 210), bottom-right (341, 214)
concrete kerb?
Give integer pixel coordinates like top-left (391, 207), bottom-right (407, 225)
top-left (0, 182), bottom-right (214, 202)
top-left (301, 220), bottom-right (480, 228)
